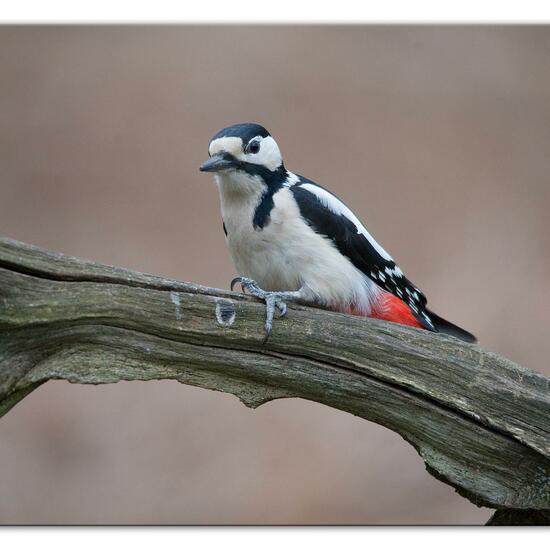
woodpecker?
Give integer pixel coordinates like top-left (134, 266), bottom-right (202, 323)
top-left (200, 123), bottom-right (476, 343)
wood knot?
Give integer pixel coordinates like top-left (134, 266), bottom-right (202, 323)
top-left (215, 300), bottom-right (236, 327)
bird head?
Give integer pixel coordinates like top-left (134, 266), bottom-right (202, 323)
top-left (200, 123), bottom-right (286, 192)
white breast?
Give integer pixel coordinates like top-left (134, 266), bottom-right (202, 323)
top-left (216, 174), bottom-right (381, 314)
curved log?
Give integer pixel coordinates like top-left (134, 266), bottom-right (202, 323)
top-left (0, 237), bottom-right (549, 520)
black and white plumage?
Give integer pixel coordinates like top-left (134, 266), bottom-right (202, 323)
top-left (289, 180), bottom-right (433, 329)
top-left (200, 123), bottom-right (476, 343)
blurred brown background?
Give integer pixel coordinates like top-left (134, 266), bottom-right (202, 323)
top-left (0, 26), bottom-right (549, 525)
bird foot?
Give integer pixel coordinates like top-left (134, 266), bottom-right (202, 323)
top-left (230, 276), bottom-right (290, 341)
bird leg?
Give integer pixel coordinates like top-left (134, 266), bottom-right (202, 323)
top-left (230, 276), bottom-right (307, 341)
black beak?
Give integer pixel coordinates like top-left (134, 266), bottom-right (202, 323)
top-left (199, 153), bottom-right (236, 173)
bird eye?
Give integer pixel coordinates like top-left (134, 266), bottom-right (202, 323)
top-left (246, 139), bottom-right (261, 155)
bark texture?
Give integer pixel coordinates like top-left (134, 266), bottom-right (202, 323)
top-left (0, 237), bottom-right (549, 523)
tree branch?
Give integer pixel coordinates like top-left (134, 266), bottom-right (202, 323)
top-left (1, 237), bottom-right (549, 521)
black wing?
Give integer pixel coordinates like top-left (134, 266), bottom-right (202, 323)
top-left (290, 180), bottom-right (434, 330)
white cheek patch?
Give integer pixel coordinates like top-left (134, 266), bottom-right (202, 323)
top-left (209, 137), bottom-right (243, 157)
top-left (239, 135), bottom-right (282, 171)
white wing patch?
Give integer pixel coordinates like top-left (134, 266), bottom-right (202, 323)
top-left (284, 171), bottom-right (301, 187)
top-left (299, 183), bottom-right (394, 262)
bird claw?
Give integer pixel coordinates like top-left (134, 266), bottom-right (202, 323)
top-left (230, 276), bottom-right (288, 341)
top-left (231, 276), bottom-right (260, 295)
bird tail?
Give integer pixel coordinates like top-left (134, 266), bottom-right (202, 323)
top-left (426, 309), bottom-right (477, 343)
top-left (358, 293), bottom-right (477, 343)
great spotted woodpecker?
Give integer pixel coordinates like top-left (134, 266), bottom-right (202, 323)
top-left (200, 123), bottom-right (476, 343)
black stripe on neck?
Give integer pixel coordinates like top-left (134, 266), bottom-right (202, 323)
top-left (252, 166), bottom-right (289, 230)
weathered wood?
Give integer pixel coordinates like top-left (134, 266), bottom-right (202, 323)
top-left (0, 237), bottom-right (549, 520)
